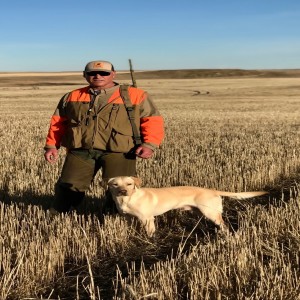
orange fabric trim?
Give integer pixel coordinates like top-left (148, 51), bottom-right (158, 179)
top-left (67, 86), bottom-right (91, 102)
top-left (107, 86), bottom-right (146, 105)
top-left (45, 85), bottom-right (163, 148)
top-left (67, 86), bottom-right (146, 105)
top-left (127, 86), bottom-right (146, 105)
top-left (140, 116), bottom-right (164, 146)
top-left (45, 115), bottom-right (67, 147)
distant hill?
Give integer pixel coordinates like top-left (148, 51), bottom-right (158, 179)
top-left (116, 69), bottom-right (300, 80)
top-left (0, 69), bottom-right (300, 87)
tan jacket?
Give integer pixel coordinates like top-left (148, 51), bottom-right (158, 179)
top-left (45, 84), bottom-right (164, 153)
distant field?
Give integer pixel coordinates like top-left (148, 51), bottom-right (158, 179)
top-left (1, 68), bottom-right (300, 87)
top-left (0, 72), bottom-right (299, 299)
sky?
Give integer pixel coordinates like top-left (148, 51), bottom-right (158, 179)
top-left (1, 0), bottom-right (300, 72)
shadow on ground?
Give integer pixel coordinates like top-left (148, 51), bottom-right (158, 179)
top-left (0, 166), bottom-right (299, 298)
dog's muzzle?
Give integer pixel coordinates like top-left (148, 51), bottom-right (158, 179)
top-left (118, 189), bottom-right (128, 196)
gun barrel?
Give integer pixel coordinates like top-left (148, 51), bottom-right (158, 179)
top-left (129, 59), bottom-right (137, 88)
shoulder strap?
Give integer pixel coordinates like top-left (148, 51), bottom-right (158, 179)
top-left (119, 85), bottom-right (142, 146)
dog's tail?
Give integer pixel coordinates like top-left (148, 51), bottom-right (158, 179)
top-left (216, 191), bottom-right (268, 200)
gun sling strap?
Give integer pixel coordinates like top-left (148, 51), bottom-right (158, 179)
top-left (119, 85), bottom-right (142, 146)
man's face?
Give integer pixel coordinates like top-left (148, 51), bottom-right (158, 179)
top-left (84, 70), bottom-right (116, 89)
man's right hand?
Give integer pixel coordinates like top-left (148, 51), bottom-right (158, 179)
top-left (44, 148), bottom-right (59, 163)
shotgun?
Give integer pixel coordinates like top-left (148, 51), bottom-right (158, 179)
top-left (128, 58), bottom-right (137, 88)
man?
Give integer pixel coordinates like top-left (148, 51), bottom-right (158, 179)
top-left (44, 60), bottom-right (164, 213)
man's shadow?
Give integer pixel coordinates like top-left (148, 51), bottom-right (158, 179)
top-left (1, 165), bottom-right (299, 229)
top-left (0, 175), bottom-right (115, 220)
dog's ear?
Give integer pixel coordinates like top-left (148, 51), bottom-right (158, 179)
top-left (131, 176), bottom-right (142, 188)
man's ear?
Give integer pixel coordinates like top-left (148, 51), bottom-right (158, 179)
top-left (132, 177), bottom-right (142, 188)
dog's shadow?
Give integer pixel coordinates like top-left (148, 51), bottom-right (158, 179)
top-left (143, 166), bottom-right (300, 239)
top-left (1, 167), bottom-right (299, 299)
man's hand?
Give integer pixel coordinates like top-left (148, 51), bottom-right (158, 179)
top-left (44, 148), bottom-right (59, 163)
top-left (135, 145), bottom-right (154, 159)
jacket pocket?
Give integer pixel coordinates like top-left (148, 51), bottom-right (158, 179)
top-left (108, 127), bottom-right (135, 153)
top-left (61, 120), bottom-right (83, 149)
top-left (107, 105), bottom-right (140, 152)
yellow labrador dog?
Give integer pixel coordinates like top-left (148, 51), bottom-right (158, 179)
top-left (107, 176), bottom-right (267, 237)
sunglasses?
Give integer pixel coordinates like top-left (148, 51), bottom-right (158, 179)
top-left (86, 71), bottom-right (111, 77)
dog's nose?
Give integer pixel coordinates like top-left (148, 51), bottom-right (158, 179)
top-left (118, 189), bottom-right (128, 196)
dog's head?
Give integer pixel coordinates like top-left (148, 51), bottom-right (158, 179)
top-left (107, 176), bottom-right (141, 197)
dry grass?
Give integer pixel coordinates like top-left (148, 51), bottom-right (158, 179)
top-left (0, 74), bottom-right (299, 299)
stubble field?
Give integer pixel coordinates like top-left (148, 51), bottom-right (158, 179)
top-left (0, 71), bottom-right (299, 299)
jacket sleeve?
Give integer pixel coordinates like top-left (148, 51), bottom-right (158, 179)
top-left (138, 92), bottom-right (164, 150)
top-left (44, 94), bottom-right (69, 149)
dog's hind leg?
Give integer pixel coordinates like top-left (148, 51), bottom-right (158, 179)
top-left (214, 214), bottom-right (228, 231)
top-left (203, 210), bottom-right (224, 227)
top-left (196, 196), bottom-right (228, 230)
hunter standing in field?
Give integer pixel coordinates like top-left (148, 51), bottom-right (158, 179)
top-left (44, 60), bottom-right (164, 213)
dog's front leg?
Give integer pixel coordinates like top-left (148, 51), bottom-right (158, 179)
top-left (140, 217), bottom-right (156, 237)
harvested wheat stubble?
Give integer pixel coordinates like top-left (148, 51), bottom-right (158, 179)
top-left (0, 76), bottom-right (299, 299)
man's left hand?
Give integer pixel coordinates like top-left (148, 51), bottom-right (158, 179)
top-left (135, 146), bottom-right (154, 159)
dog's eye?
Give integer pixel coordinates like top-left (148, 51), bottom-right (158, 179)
top-left (127, 183), bottom-right (133, 186)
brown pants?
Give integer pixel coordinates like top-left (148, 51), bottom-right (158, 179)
top-left (53, 149), bottom-right (136, 212)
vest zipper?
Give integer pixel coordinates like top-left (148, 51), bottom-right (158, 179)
top-left (88, 91), bottom-right (100, 149)
top-left (85, 91), bottom-right (99, 126)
